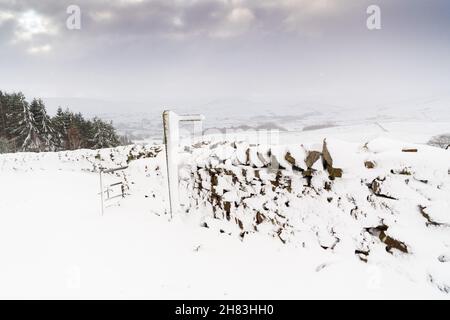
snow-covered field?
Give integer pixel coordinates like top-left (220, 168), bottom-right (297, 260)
top-left (0, 122), bottom-right (449, 299)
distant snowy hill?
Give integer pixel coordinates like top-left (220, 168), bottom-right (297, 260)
top-left (42, 95), bottom-right (450, 141)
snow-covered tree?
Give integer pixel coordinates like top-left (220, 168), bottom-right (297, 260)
top-left (0, 91), bottom-right (7, 139)
top-left (428, 134), bottom-right (450, 150)
top-left (30, 99), bottom-right (59, 151)
top-left (16, 97), bottom-right (42, 151)
top-left (1, 90), bottom-right (123, 152)
top-left (0, 91), bottom-right (18, 142)
top-left (91, 117), bottom-right (120, 149)
top-left (2, 92), bottom-right (42, 151)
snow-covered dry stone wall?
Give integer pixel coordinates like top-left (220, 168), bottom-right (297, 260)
top-left (179, 138), bottom-right (450, 294)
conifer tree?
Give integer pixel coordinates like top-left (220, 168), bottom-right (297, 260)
top-left (30, 99), bottom-right (58, 151)
top-left (91, 117), bottom-right (120, 149)
top-left (0, 91), bottom-right (6, 138)
top-left (12, 93), bottom-right (42, 151)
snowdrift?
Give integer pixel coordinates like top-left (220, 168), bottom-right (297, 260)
top-left (1, 136), bottom-right (449, 297)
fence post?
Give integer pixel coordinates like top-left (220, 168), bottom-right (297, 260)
top-left (163, 110), bottom-right (204, 217)
top-left (163, 111), bottom-right (180, 218)
top-left (99, 171), bottom-right (104, 216)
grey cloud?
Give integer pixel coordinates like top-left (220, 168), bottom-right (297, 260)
top-left (1, 0), bottom-right (449, 58)
top-left (0, 0), bottom-right (360, 48)
top-left (2, 0), bottom-right (449, 41)
top-left (0, 0), bottom-right (449, 107)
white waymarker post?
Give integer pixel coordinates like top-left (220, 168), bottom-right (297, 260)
top-left (163, 110), bottom-right (204, 217)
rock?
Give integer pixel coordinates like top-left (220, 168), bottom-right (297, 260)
top-left (305, 151), bottom-right (321, 169)
top-left (381, 232), bottom-right (408, 254)
top-left (418, 205), bottom-right (447, 227)
top-left (285, 152), bottom-right (296, 166)
top-left (277, 228), bottom-right (287, 244)
top-left (235, 144), bottom-right (249, 165)
top-left (364, 161), bottom-right (375, 169)
top-left (355, 249), bottom-right (370, 262)
top-left (322, 139), bottom-right (334, 168)
top-left (368, 178), bottom-right (398, 200)
top-left (249, 148), bottom-right (264, 168)
top-left (322, 139), bottom-right (343, 179)
top-left (302, 169), bottom-right (314, 177)
top-left (236, 218), bottom-right (244, 230)
top-left (223, 202), bottom-right (231, 220)
top-left (366, 225), bottom-right (408, 254)
top-left (257, 150), bottom-right (270, 167)
top-left (285, 151), bottom-right (305, 171)
top-left (391, 167), bottom-right (412, 175)
top-left (270, 154), bottom-right (281, 170)
top-left (256, 211), bottom-right (266, 225)
top-left (328, 167), bottom-right (343, 179)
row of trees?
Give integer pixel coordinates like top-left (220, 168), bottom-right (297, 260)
top-left (0, 91), bottom-right (126, 153)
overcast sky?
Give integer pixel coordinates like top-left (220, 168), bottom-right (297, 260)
top-left (0, 0), bottom-right (449, 110)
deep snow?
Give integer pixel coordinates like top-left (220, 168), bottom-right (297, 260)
top-left (0, 122), bottom-right (449, 299)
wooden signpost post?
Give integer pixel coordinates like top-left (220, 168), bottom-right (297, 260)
top-left (163, 110), bottom-right (205, 217)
